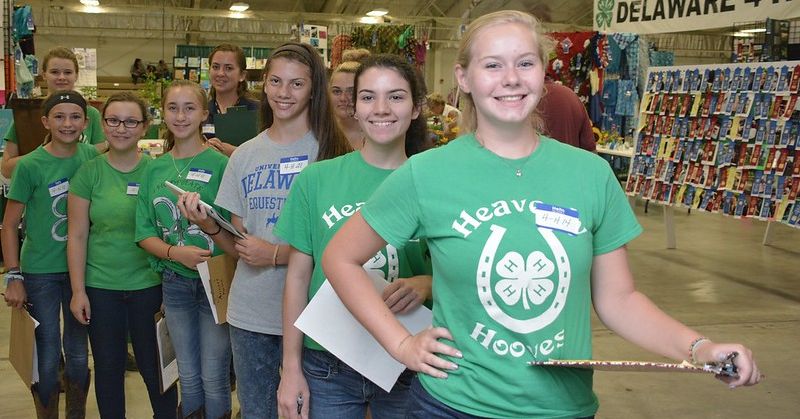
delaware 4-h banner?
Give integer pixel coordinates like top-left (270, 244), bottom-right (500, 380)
top-left (594, 0), bottom-right (800, 34)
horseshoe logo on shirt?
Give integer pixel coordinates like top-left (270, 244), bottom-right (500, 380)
top-left (476, 224), bottom-right (570, 334)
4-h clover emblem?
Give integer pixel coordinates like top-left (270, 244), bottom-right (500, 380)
top-left (596, 0), bottom-right (615, 29)
top-left (494, 250), bottom-right (555, 310)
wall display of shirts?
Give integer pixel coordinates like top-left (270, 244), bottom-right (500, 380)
top-left (626, 61), bottom-right (800, 229)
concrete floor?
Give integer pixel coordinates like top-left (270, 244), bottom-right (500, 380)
top-left (0, 202), bottom-right (797, 418)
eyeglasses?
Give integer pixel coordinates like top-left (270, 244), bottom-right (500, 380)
top-left (104, 118), bottom-right (145, 128)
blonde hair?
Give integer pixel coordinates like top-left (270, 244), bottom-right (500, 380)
top-left (333, 49), bottom-right (371, 75)
top-left (455, 10), bottom-right (554, 133)
top-left (161, 80), bottom-right (208, 152)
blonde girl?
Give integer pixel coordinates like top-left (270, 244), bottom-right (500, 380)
top-left (329, 48), bottom-right (370, 149)
top-left (322, 10), bottom-right (761, 418)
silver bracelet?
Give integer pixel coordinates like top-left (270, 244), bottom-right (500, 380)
top-left (689, 337), bottom-right (711, 364)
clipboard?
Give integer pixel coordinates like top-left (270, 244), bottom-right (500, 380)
top-left (213, 106), bottom-right (258, 146)
top-left (154, 312), bottom-right (179, 394)
top-left (9, 307), bottom-right (39, 386)
top-left (529, 359), bottom-right (736, 376)
top-left (164, 180), bottom-right (246, 239)
top-left (197, 253), bottom-right (236, 324)
top-left (7, 97), bottom-right (47, 156)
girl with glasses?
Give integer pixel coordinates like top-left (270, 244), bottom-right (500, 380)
top-left (68, 92), bottom-right (178, 418)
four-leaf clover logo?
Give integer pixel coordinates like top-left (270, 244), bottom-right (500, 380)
top-left (596, 0), bottom-right (615, 29)
top-left (494, 251), bottom-right (555, 310)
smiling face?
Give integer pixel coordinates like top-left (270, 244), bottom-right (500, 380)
top-left (210, 51), bottom-right (246, 96)
top-left (163, 86), bottom-right (208, 142)
top-left (103, 101), bottom-right (147, 153)
top-left (330, 70), bottom-right (356, 120)
top-left (263, 57), bottom-right (312, 124)
top-left (354, 67), bottom-right (419, 147)
top-left (455, 22), bottom-right (545, 131)
top-left (41, 103), bottom-right (87, 145)
top-left (44, 58), bottom-right (78, 92)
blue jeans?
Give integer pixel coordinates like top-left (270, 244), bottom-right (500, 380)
top-left (230, 326), bottom-right (281, 419)
top-left (86, 285), bottom-right (177, 419)
top-left (302, 348), bottom-right (413, 419)
top-left (23, 272), bottom-right (89, 402)
top-left (407, 376), bottom-right (596, 419)
top-left (161, 269), bottom-right (231, 418)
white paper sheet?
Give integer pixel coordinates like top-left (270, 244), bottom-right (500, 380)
top-left (295, 277), bottom-right (432, 392)
top-left (197, 261), bottom-right (221, 324)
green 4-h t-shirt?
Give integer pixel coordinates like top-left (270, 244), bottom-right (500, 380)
top-left (7, 143), bottom-right (99, 273)
top-left (70, 154), bottom-right (160, 290)
top-left (134, 147), bottom-right (229, 279)
top-left (274, 151), bottom-right (432, 351)
top-left (5, 105), bottom-right (105, 145)
top-left (361, 135), bottom-right (642, 418)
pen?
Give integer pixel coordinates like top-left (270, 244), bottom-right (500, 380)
top-left (296, 394), bottom-right (304, 415)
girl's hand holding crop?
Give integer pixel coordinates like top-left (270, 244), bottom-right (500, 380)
top-left (693, 340), bottom-right (763, 388)
top-left (393, 327), bottom-right (462, 379)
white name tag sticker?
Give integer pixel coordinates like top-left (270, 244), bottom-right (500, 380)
top-left (532, 202), bottom-right (582, 235)
top-left (48, 179), bottom-right (69, 197)
top-left (186, 168), bottom-right (212, 183)
top-left (280, 155), bottom-right (309, 175)
top-left (127, 182), bottom-right (140, 196)
top-left (202, 124), bottom-right (216, 136)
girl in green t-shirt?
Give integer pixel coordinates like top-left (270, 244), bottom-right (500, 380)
top-left (2, 91), bottom-right (97, 417)
top-left (135, 80), bottom-right (232, 419)
top-left (275, 54), bottom-right (432, 419)
top-left (322, 10), bottom-right (762, 419)
top-left (1, 47), bottom-right (106, 179)
top-left (67, 92), bottom-right (177, 418)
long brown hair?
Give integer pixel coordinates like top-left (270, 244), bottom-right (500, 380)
top-left (260, 42), bottom-right (349, 161)
top-left (161, 80), bottom-right (208, 152)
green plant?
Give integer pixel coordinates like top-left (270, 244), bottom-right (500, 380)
top-left (138, 72), bottom-right (171, 109)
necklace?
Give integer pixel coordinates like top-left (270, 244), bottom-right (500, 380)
top-left (475, 134), bottom-right (538, 177)
top-left (171, 147), bottom-right (205, 178)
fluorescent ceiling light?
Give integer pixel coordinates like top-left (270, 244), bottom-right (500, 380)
top-left (229, 2), bottom-right (249, 12)
top-left (360, 16), bottom-right (383, 24)
top-left (367, 8), bottom-right (389, 17)
top-left (80, 0), bottom-right (99, 5)
top-left (733, 32), bottom-right (755, 38)
top-left (740, 28), bottom-right (766, 33)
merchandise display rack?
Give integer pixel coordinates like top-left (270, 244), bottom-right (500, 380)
top-left (625, 61), bottom-right (800, 246)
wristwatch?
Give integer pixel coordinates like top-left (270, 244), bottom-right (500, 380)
top-left (4, 268), bottom-right (24, 287)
